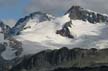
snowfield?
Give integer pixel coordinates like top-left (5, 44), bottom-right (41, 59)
top-left (13, 14), bottom-right (108, 56)
top-left (1, 12), bottom-right (108, 60)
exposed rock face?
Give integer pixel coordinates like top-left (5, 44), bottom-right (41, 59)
top-left (0, 21), bottom-right (11, 39)
top-left (56, 21), bottom-right (74, 38)
top-left (52, 66), bottom-right (108, 71)
top-left (1, 6), bottom-right (108, 71)
top-left (10, 12), bottom-right (51, 35)
top-left (0, 27), bottom-right (22, 71)
top-left (0, 38), bottom-right (23, 71)
top-left (65, 6), bottom-right (108, 23)
top-left (8, 38), bottom-right (23, 56)
top-left (10, 47), bottom-right (108, 71)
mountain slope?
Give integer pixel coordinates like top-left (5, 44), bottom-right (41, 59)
top-left (10, 47), bottom-right (108, 71)
top-left (52, 66), bottom-right (108, 71)
top-left (65, 6), bottom-right (108, 23)
top-left (0, 21), bottom-right (5, 42)
top-left (0, 21), bottom-right (11, 41)
top-left (10, 12), bottom-right (53, 35)
top-left (11, 7), bottom-right (108, 57)
top-left (0, 21), bottom-right (22, 60)
top-left (1, 5), bottom-right (108, 71)
top-left (1, 6), bottom-right (108, 60)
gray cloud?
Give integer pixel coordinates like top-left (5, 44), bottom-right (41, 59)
top-left (24, 0), bottom-right (81, 16)
top-left (25, 0), bottom-right (108, 16)
top-left (80, 0), bottom-right (108, 14)
top-left (3, 19), bottom-right (16, 27)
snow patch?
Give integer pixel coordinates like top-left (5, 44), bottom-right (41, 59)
top-left (70, 20), bottom-right (106, 38)
top-left (1, 41), bottom-right (17, 60)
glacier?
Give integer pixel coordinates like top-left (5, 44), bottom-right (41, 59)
top-left (1, 6), bottom-right (108, 60)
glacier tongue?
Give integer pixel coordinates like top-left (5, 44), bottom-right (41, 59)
top-left (1, 44), bottom-right (17, 60)
top-left (1, 38), bottom-right (23, 60)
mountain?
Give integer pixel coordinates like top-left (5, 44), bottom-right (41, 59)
top-left (8, 6), bottom-right (108, 58)
top-left (1, 5), bottom-right (108, 71)
top-left (0, 21), bottom-right (22, 60)
top-left (0, 21), bottom-right (5, 42)
top-left (10, 12), bottom-right (53, 35)
top-left (0, 6), bottom-right (107, 61)
top-left (0, 21), bottom-right (23, 71)
top-left (0, 21), bottom-right (11, 40)
top-left (65, 6), bottom-right (108, 23)
top-left (10, 47), bottom-right (108, 71)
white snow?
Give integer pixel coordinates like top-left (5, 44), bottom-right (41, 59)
top-left (53, 14), bottom-right (70, 30)
top-left (16, 14), bottom-right (71, 44)
top-left (70, 20), bottom-right (106, 38)
top-left (2, 13), bottom-right (108, 60)
top-left (12, 14), bottom-right (108, 57)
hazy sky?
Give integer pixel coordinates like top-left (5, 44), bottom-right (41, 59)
top-left (0, 0), bottom-right (108, 20)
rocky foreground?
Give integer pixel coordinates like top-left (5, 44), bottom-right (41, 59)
top-left (10, 47), bottom-right (108, 71)
top-left (52, 66), bottom-right (108, 71)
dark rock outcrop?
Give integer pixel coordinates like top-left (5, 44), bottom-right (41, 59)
top-left (0, 21), bottom-right (11, 39)
top-left (65, 6), bottom-right (108, 23)
top-left (52, 66), bottom-right (108, 71)
top-left (10, 47), bottom-right (108, 71)
top-left (56, 21), bottom-right (74, 38)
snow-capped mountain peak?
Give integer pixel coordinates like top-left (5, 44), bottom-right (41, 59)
top-left (10, 12), bottom-right (53, 35)
top-left (65, 6), bottom-right (108, 24)
top-left (12, 11), bottom-right (108, 57)
top-left (1, 6), bottom-right (108, 60)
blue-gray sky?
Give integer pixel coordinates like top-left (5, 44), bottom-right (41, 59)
top-left (0, 0), bottom-right (30, 20)
top-left (0, 0), bottom-right (108, 24)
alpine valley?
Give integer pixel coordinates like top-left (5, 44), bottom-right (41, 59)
top-left (1, 6), bottom-right (108, 71)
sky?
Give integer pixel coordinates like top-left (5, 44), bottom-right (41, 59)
top-left (0, 0), bottom-right (108, 26)
top-left (0, 0), bottom-right (30, 20)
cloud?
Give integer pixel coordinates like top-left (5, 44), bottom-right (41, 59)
top-left (24, 0), bottom-right (81, 16)
top-left (3, 19), bottom-right (16, 27)
top-left (25, 0), bottom-right (108, 16)
top-left (79, 0), bottom-right (108, 14)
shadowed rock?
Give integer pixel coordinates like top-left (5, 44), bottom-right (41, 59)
top-left (56, 21), bottom-right (74, 38)
top-left (65, 6), bottom-right (108, 23)
top-left (10, 47), bottom-right (108, 71)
